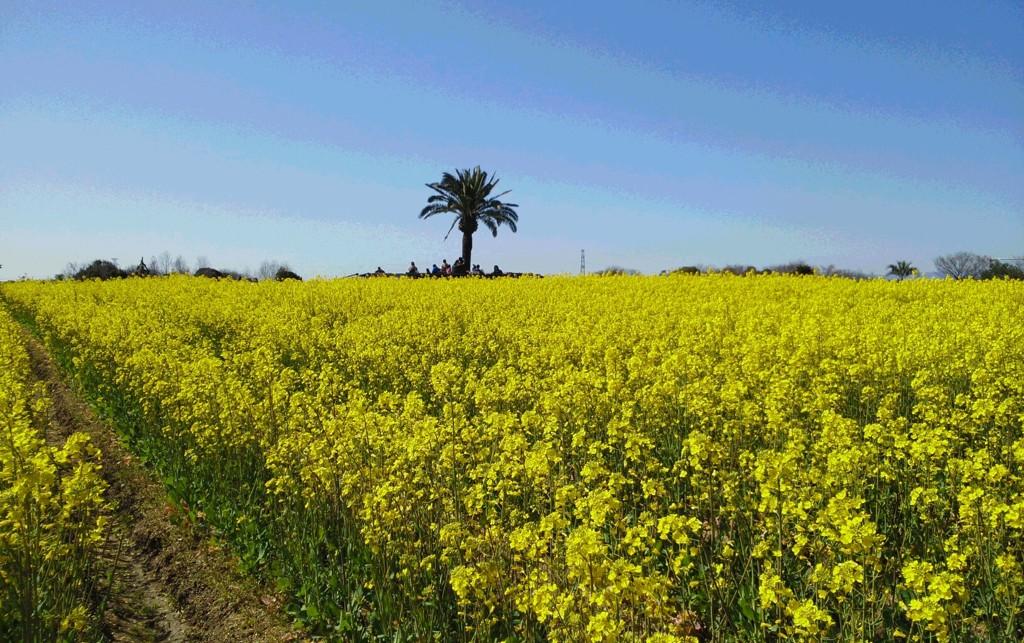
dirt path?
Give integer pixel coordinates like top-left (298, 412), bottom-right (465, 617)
top-left (24, 333), bottom-right (306, 642)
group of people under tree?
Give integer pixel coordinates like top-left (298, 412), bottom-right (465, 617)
top-left (402, 259), bottom-right (503, 278)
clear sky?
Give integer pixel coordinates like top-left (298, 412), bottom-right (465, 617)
top-left (2, 0), bottom-right (1022, 279)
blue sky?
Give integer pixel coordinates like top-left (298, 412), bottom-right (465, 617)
top-left (2, 0), bottom-right (1021, 278)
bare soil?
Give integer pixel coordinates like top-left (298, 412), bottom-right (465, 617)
top-left (24, 333), bottom-right (308, 642)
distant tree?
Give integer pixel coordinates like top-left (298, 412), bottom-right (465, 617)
top-left (258, 260), bottom-right (289, 280)
top-left (766, 261), bottom-right (815, 275)
top-left (886, 260), bottom-right (915, 281)
top-left (934, 251), bottom-right (989, 279)
top-left (596, 266), bottom-right (641, 276)
top-left (722, 264), bottom-right (756, 276)
top-left (667, 266), bottom-right (702, 275)
top-left (74, 259), bottom-right (126, 280)
top-left (171, 255), bottom-right (190, 274)
top-left (195, 255), bottom-right (210, 270)
top-left (62, 262), bottom-right (82, 280)
top-left (831, 269), bottom-right (875, 280)
top-left (981, 260), bottom-right (1024, 280)
top-left (194, 267), bottom-right (224, 279)
top-left (275, 267), bottom-right (302, 281)
top-left (154, 251), bottom-right (173, 275)
top-left (221, 268), bottom-right (252, 281)
top-left (816, 264), bottom-right (870, 279)
top-left (420, 167), bottom-right (519, 271)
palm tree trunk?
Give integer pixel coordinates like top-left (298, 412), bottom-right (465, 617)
top-left (462, 230), bottom-right (473, 270)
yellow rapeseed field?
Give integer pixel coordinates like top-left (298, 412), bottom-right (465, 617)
top-left (0, 306), bottom-right (108, 640)
top-left (2, 274), bottom-right (1022, 641)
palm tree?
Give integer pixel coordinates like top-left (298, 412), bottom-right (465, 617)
top-left (887, 260), bottom-right (915, 281)
top-left (420, 167), bottom-right (519, 272)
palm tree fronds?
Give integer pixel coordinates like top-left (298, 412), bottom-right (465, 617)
top-left (418, 167), bottom-right (520, 267)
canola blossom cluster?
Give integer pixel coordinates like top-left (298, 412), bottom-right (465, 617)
top-left (2, 274), bottom-right (1023, 641)
top-left (0, 306), bottom-right (108, 640)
